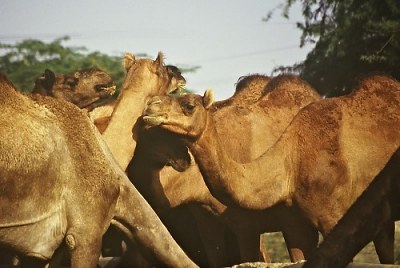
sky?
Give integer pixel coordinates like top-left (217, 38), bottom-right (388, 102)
top-left (0, 0), bottom-right (313, 100)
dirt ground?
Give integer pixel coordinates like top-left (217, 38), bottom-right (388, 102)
top-left (262, 222), bottom-right (400, 264)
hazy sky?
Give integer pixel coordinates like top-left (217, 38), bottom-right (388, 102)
top-left (0, 0), bottom-right (312, 100)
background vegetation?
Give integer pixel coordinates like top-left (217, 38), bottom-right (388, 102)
top-left (268, 0), bottom-right (400, 97)
top-left (0, 36), bottom-right (198, 93)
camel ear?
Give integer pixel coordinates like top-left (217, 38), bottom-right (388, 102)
top-left (154, 52), bottom-right (165, 66)
top-left (42, 69), bottom-right (56, 91)
top-left (203, 89), bottom-right (214, 109)
top-left (123, 53), bottom-right (135, 72)
top-left (153, 52), bottom-right (165, 75)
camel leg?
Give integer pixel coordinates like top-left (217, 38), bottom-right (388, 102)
top-left (234, 228), bottom-right (266, 262)
top-left (188, 204), bottom-right (236, 267)
top-left (373, 220), bottom-right (395, 264)
top-left (67, 232), bottom-right (103, 268)
top-left (282, 213), bottom-right (319, 262)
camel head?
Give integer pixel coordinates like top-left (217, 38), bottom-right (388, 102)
top-left (122, 52), bottom-right (173, 96)
top-left (166, 65), bottom-right (186, 93)
top-left (143, 89), bottom-right (214, 139)
top-left (32, 68), bottom-right (116, 111)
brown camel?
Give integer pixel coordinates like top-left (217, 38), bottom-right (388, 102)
top-left (303, 150), bottom-right (400, 268)
top-left (130, 74), bottom-right (321, 265)
top-left (32, 68), bottom-right (116, 111)
top-left (143, 74), bottom-right (400, 264)
top-left (89, 64), bottom-right (186, 134)
top-left (0, 73), bottom-right (197, 268)
top-left (28, 55), bottom-right (203, 267)
top-left (100, 54), bottom-right (187, 171)
top-left (211, 73), bottom-right (271, 109)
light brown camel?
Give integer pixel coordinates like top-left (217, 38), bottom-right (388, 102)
top-left (0, 73), bottom-right (197, 268)
top-left (303, 150), bottom-right (400, 268)
top-left (32, 68), bottom-right (116, 111)
top-left (130, 74), bottom-right (321, 265)
top-left (28, 55), bottom-right (204, 267)
top-left (100, 54), bottom-right (186, 171)
top-left (89, 64), bottom-right (186, 134)
top-left (143, 74), bottom-right (400, 264)
top-left (23, 54), bottom-right (195, 265)
top-left (126, 74), bottom-right (272, 267)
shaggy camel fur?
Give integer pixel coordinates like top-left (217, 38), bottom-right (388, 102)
top-left (32, 68), bottom-right (116, 111)
top-left (143, 74), bottom-right (400, 264)
top-left (303, 150), bottom-right (400, 268)
top-left (130, 75), bottom-right (321, 265)
top-left (0, 73), bottom-right (197, 267)
top-left (89, 64), bottom-right (186, 134)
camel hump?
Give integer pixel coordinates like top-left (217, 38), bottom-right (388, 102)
top-left (355, 73), bottom-right (400, 96)
top-left (263, 74), bottom-right (319, 96)
top-left (211, 74), bottom-right (271, 111)
top-left (258, 74), bottom-right (320, 110)
top-left (0, 72), bottom-right (18, 91)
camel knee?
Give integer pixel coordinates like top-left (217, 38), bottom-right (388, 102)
top-left (65, 233), bottom-right (77, 251)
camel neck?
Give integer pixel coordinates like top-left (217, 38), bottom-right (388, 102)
top-left (188, 114), bottom-right (295, 210)
top-left (102, 89), bottom-right (147, 171)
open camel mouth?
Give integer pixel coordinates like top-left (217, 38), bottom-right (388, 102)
top-left (168, 81), bottom-right (187, 95)
top-left (96, 84), bottom-right (117, 96)
top-left (79, 84), bottom-right (117, 111)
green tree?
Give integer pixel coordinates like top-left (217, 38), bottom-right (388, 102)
top-left (268, 0), bottom-right (400, 96)
top-left (0, 36), bottom-right (128, 92)
top-left (0, 36), bottom-right (199, 93)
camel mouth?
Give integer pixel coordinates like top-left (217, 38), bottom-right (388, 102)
top-left (168, 82), bottom-right (187, 95)
top-left (142, 114), bottom-right (166, 126)
top-left (96, 84), bottom-right (117, 96)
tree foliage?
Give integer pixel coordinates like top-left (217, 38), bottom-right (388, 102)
top-left (0, 36), bottom-right (199, 93)
top-left (270, 0), bottom-right (400, 97)
top-left (0, 36), bottom-right (128, 92)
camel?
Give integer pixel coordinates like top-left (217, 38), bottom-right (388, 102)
top-left (26, 54), bottom-right (206, 267)
top-left (211, 73), bottom-right (271, 110)
top-left (129, 74), bottom-right (321, 265)
top-left (32, 68), bottom-right (116, 111)
top-left (303, 150), bottom-right (400, 268)
top-left (89, 64), bottom-right (186, 134)
top-left (0, 73), bottom-right (197, 267)
top-left (142, 74), bottom-right (400, 264)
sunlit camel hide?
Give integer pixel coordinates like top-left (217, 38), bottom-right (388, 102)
top-left (143, 74), bottom-right (400, 264)
top-left (89, 64), bottom-right (186, 134)
top-left (32, 68), bottom-right (116, 111)
top-left (28, 55), bottom-right (204, 267)
top-left (131, 74), bottom-right (322, 265)
top-left (25, 59), bottom-right (193, 266)
top-left (303, 150), bottom-right (400, 268)
top-left (0, 73), bottom-right (197, 268)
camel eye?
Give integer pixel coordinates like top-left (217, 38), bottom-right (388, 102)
top-left (185, 103), bottom-right (195, 112)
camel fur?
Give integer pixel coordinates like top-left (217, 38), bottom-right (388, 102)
top-left (89, 64), bottom-right (186, 134)
top-left (0, 73), bottom-right (197, 268)
top-left (303, 150), bottom-right (400, 268)
top-left (32, 68), bottom-right (116, 111)
top-left (131, 74), bottom-right (321, 265)
top-left (143, 74), bottom-right (400, 264)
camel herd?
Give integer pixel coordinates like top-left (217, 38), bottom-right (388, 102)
top-left (0, 52), bottom-right (399, 268)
